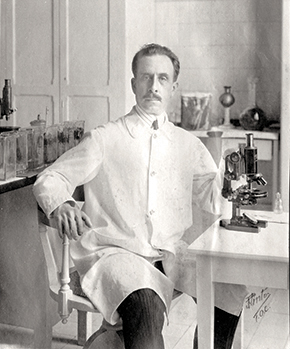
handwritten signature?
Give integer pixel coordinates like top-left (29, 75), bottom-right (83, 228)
top-left (245, 287), bottom-right (271, 322)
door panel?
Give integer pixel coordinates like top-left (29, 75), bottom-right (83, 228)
top-left (14, 0), bottom-right (54, 86)
top-left (1, 0), bottom-right (59, 127)
top-left (60, 0), bottom-right (111, 130)
top-left (67, 0), bottom-right (109, 87)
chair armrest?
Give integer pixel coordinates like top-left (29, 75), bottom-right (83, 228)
top-left (38, 184), bottom-right (89, 323)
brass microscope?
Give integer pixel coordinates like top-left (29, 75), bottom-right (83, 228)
top-left (0, 79), bottom-right (16, 120)
top-left (220, 133), bottom-right (268, 233)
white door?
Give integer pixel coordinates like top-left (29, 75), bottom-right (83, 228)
top-left (0, 0), bottom-right (127, 131)
top-left (0, 0), bottom-right (60, 127)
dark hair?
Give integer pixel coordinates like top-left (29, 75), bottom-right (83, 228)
top-left (132, 43), bottom-right (180, 82)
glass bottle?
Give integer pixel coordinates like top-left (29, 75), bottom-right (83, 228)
top-left (219, 86), bottom-right (235, 127)
top-left (219, 86), bottom-right (235, 108)
top-left (274, 192), bottom-right (283, 214)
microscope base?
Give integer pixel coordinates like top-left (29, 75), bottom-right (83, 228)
top-left (220, 218), bottom-right (268, 233)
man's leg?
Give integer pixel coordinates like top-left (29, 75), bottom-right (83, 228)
top-left (118, 288), bottom-right (166, 349)
top-left (193, 306), bottom-right (241, 349)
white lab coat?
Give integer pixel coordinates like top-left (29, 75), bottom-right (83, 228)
top-left (34, 107), bottom-right (248, 324)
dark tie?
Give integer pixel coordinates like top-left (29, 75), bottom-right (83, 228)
top-left (152, 119), bottom-right (158, 130)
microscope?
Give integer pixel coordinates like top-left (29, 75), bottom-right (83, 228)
top-left (220, 133), bottom-right (268, 233)
top-left (0, 79), bottom-right (16, 120)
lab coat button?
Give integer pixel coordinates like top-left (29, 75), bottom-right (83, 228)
top-left (150, 171), bottom-right (156, 176)
top-left (149, 210), bottom-right (155, 215)
top-left (153, 134), bottom-right (157, 139)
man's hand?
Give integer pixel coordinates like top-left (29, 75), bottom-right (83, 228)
top-left (52, 202), bottom-right (92, 240)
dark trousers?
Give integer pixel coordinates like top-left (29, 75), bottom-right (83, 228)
top-left (118, 261), bottom-right (241, 348)
top-left (118, 288), bottom-right (166, 349)
top-left (118, 288), bottom-right (241, 349)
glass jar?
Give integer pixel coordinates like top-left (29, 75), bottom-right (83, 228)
top-left (181, 93), bottom-right (212, 130)
top-left (64, 121), bottom-right (75, 151)
top-left (0, 131), bottom-right (16, 180)
top-left (25, 126), bottom-right (44, 169)
top-left (73, 120), bottom-right (85, 146)
top-left (44, 125), bottom-right (58, 163)
top-left (25, 128), bottom-right (34, 169)
top-left (16, 128), bottom-right (28, 173)
top-left (33, 126), bottom-right (44, 168)
top-left (57, 124), bottom-right (66, 157)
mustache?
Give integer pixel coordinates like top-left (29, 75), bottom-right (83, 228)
top-left (143, 92), bottom-right (162, 101)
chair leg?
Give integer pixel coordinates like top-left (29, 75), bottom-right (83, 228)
top-left (77, 310), bottom-right (93, 346)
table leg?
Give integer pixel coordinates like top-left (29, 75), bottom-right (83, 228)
top-left (78, 310), bottom-right (93, 345)
top-left (272, 139), bottom-right (279, 210)
top-left (233, 311), bottom-right (244, 349)
top-left (196, 255), bottom-right (214, 349)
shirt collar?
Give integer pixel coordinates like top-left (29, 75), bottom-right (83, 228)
top-left (135, 104), bottom-right (167, 129)
top-left (123, 106), bottom-right (174, 140)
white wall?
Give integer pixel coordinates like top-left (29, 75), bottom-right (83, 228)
top-left (124, 0), bottom-right (155, 113)
top-left (155, 0), bottom-right (282, 126)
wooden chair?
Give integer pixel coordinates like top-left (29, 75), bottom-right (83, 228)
top-left (38, 186), bottom-right (99, 346)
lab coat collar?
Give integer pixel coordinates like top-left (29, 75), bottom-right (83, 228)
top-left (124, 106), bottom-right (175, 140)
top-left (135, 104), bottom-right (166, 129)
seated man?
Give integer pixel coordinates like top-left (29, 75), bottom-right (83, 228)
top-left (33, 43), bottom-right (248, 349)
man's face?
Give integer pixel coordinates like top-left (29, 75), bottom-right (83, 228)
top-left (131, 54), bottom-right (178, 116)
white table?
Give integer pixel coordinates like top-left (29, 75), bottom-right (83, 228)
top-left (187, 210), bottom-right (289, 349)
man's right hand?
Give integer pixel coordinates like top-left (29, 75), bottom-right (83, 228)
top-left (52, 202), bottom-right (92, 240)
